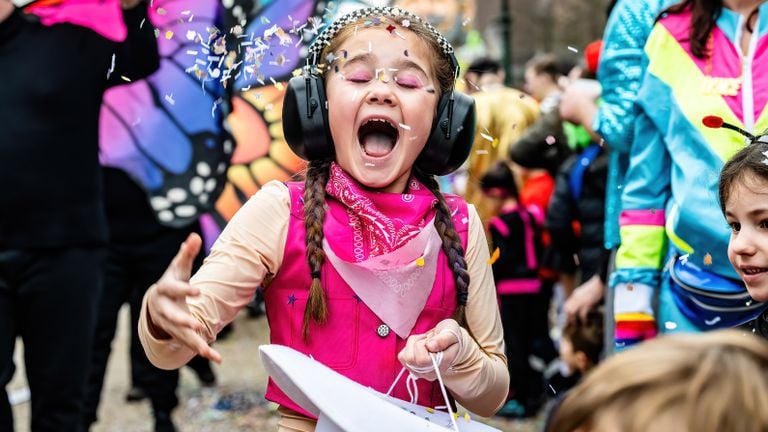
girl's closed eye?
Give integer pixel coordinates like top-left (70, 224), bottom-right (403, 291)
top-left (347, 71), bottom-right (372, 83)
top-left (759, 219), bottom-right (768, 229)
top-left (394, 74), bottom-right (423, 89)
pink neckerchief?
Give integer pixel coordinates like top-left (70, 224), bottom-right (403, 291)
top-left (324, 163), bottom-right (437, 262)
top-left (323, 163), bottom-right (442, 338)
top-left (24, 0), bottom-right (127, 42)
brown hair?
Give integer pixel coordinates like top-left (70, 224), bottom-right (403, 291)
top-left (549, 330), bottom-right (768, 432)
top-left (562, 311), bottom-right (603, 366)
top-left (321, 15), bottom-right (455, 97)
top-left (719, 140), bottom-right (768, 215)
top-left (300, 13), bottom-right (469, 339)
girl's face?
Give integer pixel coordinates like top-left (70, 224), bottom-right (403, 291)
top-left (325, 25), bottom-right (439, 193)
top-left (725, 174), bottom-right (768, 301)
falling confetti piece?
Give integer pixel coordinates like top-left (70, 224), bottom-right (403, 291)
top-left (480, 132), bottom-right (494, 142)
top-left (567, 46), bottom-right (578, 52)
top-left (703, 253), bottom-right (713, 266)
top-left (156, 7), bottom-right (166, 15)
top-left (106, 53), bottom-right (115, 79)
top-left (164, 93), bottom-right (175, 105)
top-left (185, 30), bottom-right (196, 40)
top-left (164, 30), bottom-right (173, 40)
top-left (464, 413), bottom-right (470, 422)
top-left (399, 123), bottom-right (411, 131)
top-left (416, 257), bottom-right (425, 267)
top-left (487, 247), bottom-right (500, 264)
top-left (762, 158), bottom-right (768, 166)
top-left (261, 16), bottom-right (270, 24)
top-left (545, 135), bottom-right (557, 145)
top-left (120, 76), bottom-right (131, 82)
top-left (679, 254), bottom-right (689, 264)
top-left (425, 407), bottom-right (434, 413)
top-left (475, 149), bottom-right (489, 155)
top-left (462, 17), bottom-right (471, 26)
top-left (492, 138), bottom-right (499, 148)
top-left (665, 321), bottom-right (678, 330)
top-left (402, 19), bottom-right (410, 27)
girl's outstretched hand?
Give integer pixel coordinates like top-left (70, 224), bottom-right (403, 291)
top-left (398, 319), bottom-right (462, 381)
top-left (146, 233), bottom-right (222, 364)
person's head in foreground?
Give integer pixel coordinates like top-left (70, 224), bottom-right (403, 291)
top-left (548, 330), bottom-right (768, 432)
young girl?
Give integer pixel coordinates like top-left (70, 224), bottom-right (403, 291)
top-left (138, 7), bottom-right (508, 430)
top-left (480, 161), bottom-right (549, 418)
top-left (718, 134), bottom-right (768, 336)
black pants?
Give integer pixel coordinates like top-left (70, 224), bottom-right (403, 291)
top-left (499, 283), bottom-right (556, 409)
top-left (82, 224), bottom-right (202, 426)
top-left (0, 246), bottom-right (106, 432)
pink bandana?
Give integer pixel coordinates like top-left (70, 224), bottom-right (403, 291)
top-left (323, 163), bottom-right (442, 337)
top-left (324, 162), bottom-right (437, 262)
top-left (24, 0), bottom-right (127, 42)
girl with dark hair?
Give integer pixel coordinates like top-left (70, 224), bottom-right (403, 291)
top-left (480, 161), bottom-right (551, 418)
top-left (717, 131), bottom-right (768, 337)
top-left (137, 7), bottom-right (508, 431)
top-left (612, 0), bottom-right (768, 350)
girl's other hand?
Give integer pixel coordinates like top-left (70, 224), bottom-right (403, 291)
top-left (146, 233), bottom-right (222, 364)
top-left (398, 319), bottom-right (462, 380)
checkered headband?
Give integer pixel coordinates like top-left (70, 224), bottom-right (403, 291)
top-left (307, 6), bottom-right (457, 70)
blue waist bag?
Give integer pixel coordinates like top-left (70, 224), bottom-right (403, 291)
top-left (668, 256), bottom-right (765, 329)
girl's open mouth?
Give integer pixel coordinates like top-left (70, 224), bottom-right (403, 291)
top-left (358, 118), bottom-right (399, 158)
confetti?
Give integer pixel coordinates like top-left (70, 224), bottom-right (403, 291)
top-left (664, 321), bottom-right (678, 330)
top-left (120, 76), bottom-right (131, 82)
top-left (164, 93), bottom-right (175, 105)
top-left (679, 254), bottom-right (689, 265)
top-left (480, 132), bottom-right (494, 142)
top-left (106, 53), bottom-right (115, 79)
top-left (464, 413), bottom-right (470, 422)
top-left (462, 17), bottom-right (471, 26)
top-left (567, 46), bottom-right (578, 53)
top-left (545, 135), bottom-right (557, 145)
top-left (156, 7), bottom-right (166, 15)
top-left (399, 123), bottom-right (411, 131)
top-left (186, 30), bottom-right (197, 40)
top-left (415, 257), bottom-right (425, 267)
top-left (475, 149), bottom-right (489, 155)
top-left (401, 19), bottom-right (410, 27)
top-left (364, 162), bottom-right (376, 167)
top-left (703, 253), bottom-right (713, 266)
top-left (164, 30), bottom-right (174, 40)
top-left (386, 24), bottom-right (396, 33)
top-left (763, 158), bottom-right (768, 166)
top-left (261, 16), bottom-right (270, 24)
top-left (487, 247), bottom-right (500, 264)
top-left (425, 407), bottom-right (434, 413)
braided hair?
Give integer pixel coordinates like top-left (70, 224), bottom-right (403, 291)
top-left (301, 158), bottom-right (332, 340)
top-left (414, 169), bottom-right (480, 343)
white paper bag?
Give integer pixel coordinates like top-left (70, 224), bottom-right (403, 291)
top-left (259, 344), bottom-right (502, 432)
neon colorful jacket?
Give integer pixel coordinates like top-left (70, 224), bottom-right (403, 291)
top-left (593, 0), bottom-right (677, 249)
top-left (612, 5), bottom-right (768, 348)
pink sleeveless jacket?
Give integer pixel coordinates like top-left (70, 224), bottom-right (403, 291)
top-left (263, 182), bottom-right (470, 418)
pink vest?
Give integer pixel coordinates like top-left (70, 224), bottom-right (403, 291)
top-left (263, 182), bottom-right (470, 418)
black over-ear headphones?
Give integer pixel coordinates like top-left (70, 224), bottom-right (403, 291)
top-left (282, 6), bottom-right (475, 176)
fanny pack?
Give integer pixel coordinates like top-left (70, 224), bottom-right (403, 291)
top-left (668, 256), bottom-right (765, 329)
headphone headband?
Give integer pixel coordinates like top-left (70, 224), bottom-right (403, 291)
top-left (308, 6), bottom-right (458, 73)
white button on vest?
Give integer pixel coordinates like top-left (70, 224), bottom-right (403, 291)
top-left (377, 324), bottom-right (390, 338)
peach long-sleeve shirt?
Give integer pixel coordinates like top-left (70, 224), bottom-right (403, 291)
top-left (139, 180), bottom-right (509, 418)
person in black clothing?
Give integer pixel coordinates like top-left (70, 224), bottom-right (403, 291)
top-left (481, 161), bottom-right (550, 418)
top-left (82, 168), bottom-right (217, 432)
top-left (546, 141), bottom-right (610, 324)
top-left (0, 1), bottom-right (158, 431)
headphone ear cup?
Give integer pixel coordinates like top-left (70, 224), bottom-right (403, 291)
top-left (416, 91), bottom-right (476, 176)
top-left (283, 75), bottom-right (333, 161)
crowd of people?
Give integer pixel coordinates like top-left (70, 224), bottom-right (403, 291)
top-left (3, 0), bottom-right (768, 431)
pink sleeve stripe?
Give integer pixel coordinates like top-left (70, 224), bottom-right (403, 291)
top-left (497, 279), bottom-right (541, 295)
top-left (620, 209), bottom-right (665, 226)
top-left (489, 217), bottom-right (510, 237)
